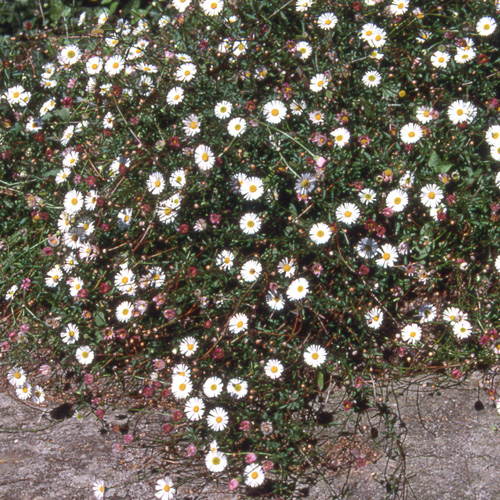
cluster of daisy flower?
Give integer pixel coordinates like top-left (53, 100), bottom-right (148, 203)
top-left (1, 0), bottom-right (500, 497)
top-left (7, 365), bottom-right (45, 404)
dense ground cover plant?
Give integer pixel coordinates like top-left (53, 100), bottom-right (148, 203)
top-left (1, 0), bottom-right (500, 497)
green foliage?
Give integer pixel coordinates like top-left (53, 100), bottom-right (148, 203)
top-left (1, 0), bottom-right (500, 497)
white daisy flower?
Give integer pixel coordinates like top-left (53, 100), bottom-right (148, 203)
top-left (286, 277), bottom-right (309, 301)
top-left (166, 87), bottom-right (184, 106)
top-left (365, 307), bottom-right (384, 329)
top-left (331, 127), bottom-right (350, 147)
top-left (203, 376), bottom-right (224, 398)
top-left (155, 477), bottom-right (175, 500)
top-left (207, 407), bottom-right (229, 431)
top-left (240, 213), bottom-right (261, 234)
top-left (477, 16), bottom-right (497, 36)
top-left (147, 172), bottom-right (165, 195)
top-left (240, 260), bottom-right (262, 282)
top-left (336, 203), bottom-right (360, 225)
top-left (303, 345), bottom-right (327, 368)
top-left (400, 123), bottom-right (423, 144)
top-left (176, 63), bottom-right (197, 82)
top-left (376, 244), bottom-right (399, 268)
top-left (227, 378), bottom-right (248, 399)
top-left (228, 117), bottom-right (246, 136)
top-left (264, 359), bottom-right (284, 379)
top-left (228, 313), bottom-right (248, 334)
top-left (76, 346), bottom-right (94, 365)
top-left (401, 324), bottom-right (422, 344)
top-left (214, 101), bottom-right (232, 119)
top-left (420, 184), bottom-right (444, 208)
top-left (309, 222), bottom-right (331, 245)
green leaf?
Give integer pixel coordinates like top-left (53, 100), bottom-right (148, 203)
top-left (428, 151), bottom-right (442, 169)
top-left (95, 311), bottom-right (107, 327)
top-left (41, 168), bottom-right (60, 178)
top-left (434, 163), bottom-right (453, 174)
top-left (53, 108), bottom-right (71, 122)
top-left (318, 371), bottom-right (324, 391)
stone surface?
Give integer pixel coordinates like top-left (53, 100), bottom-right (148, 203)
top-left (1, 372), bottom-right (499, 500)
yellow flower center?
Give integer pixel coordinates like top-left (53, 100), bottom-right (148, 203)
top-left (247, 220), bottom-right (254, 228)
top-left (457, 109), bottom-right (464, 116)
top-left (344, 211), bottom-right (352, 218)
top-left (398, 2), bottom-right (404, 8)
top-left (164, 208), bottom-right (172, 216)
top-left (190, 121), bottom-right (198, 129)
top-left (312, 352), bottom-right (319, 360)
top-left (484, 24), bottom-right (490, 30)
top-left (283, 264), bottom-right (291, 272)
top-left (179, 383), bottom-right (186, 391)
top-left (438, 56), bottom-right (445, 63)
top-left (122, 308), bottom-right (129, 315)
top-left (493, 132), bottom-right (499, 139)
top-left (271, 366), bottom-right (278, 373)
top-left (317, 230), bottom-right (324, 237)
top-left (92, 63), bottom-right (98, 69)
top-left (302, 180), bottom-right (310, 188)
top-left (67, 50), bottom-right (75, 58)
top-left (237, 321), bottom-right (244, 328)
top-left (193, 405), bottom-right (199, 412)
top-left (71, 198), bottom-right (78, 205)
top-left (213, 457), bottom-right (220, 464)
top-left (82, 351), bottom-right (88, 358)
top-left (251, 471), bottom-right (258, 479)
top-left (424, 110), bottom-right (430, 117)
top-left (394, 197), bottom-right (402, 204)
top-left (235, 124), bottom-right (241, 130)
top-left (164, 485), bottom-right (170, 492)
top-left (69, 330), bottom-right (75, 337)
top-left (234, 384), bottom-right (241, 391)
top-left (216, 416), bottom-right (222, 423)
top-left (366, 30), bottom-right (372, 36)
top-left (410, 331), bottom-right (416, 337)
top-left (249, 185), bottom-right (257, 192)
top-left (383, 253), bottom-right (390, 261)
top-left (297, 285), bottom-right (304, 292)
top-left (14, 372), bottom-right (21, 379)
top-left (210, 384), bottom-right (217, 391)
top-left (408, 131), bottom-right (415, 138)
top-left (271, 109), bottom-right (279, 116)
top-left (428, 192), bottom-right (435, 199)
top-left (122, 277), bottom-right (128, 284)
top-left (188, 344), bottom-right (194, 350)
top-left (155, 180), bottom-right (161, 187)
top-left (368, 75), bottom-right (375, 81)
top-left (13, 92), bottom-right (20, 98)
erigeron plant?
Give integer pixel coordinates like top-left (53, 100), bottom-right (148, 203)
top-left (1, 0), bottom-right (500, 497)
